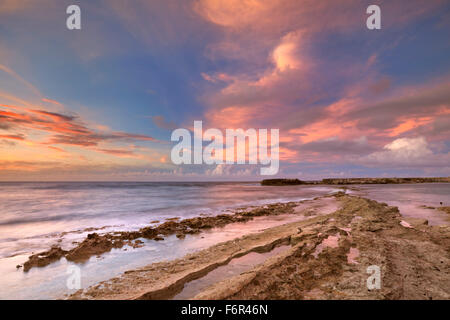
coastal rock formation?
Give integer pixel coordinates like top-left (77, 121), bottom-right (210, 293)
top-left (22, 202), bottom-right (297, 270)
top-left (320, 177), bottom-right (450, 185)
top-left (23, 247), bottom-right (68, 272)
top-left (261, 179), bottom-right (306, 186)
top-left (204, 196), bottom-right (449, 300)
top-left (68, 194), bottom-right (450, 300)
top-left (261, 177), bottom-right (450, 186)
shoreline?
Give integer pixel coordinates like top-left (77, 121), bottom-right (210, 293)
top-left (68, 193), bottom-right (450, 300)
top-left (21, 196), bottom-right (332, 272)
top-left (261, 177), bottom-right (450, 186)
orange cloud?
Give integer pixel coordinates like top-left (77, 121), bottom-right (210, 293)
top-left (42, 98), bottom-right (62, 106)
top-left (272, 32), bottom-right (303, 72)
top-left (0, 104), bottom-right (156, 158)
top-left (205, 105), bottom-right (266, 129)
top-left (195, 0), bottom-right (445, 35)
top-left (387, 117), bottom-right (434, 137)
top-left (0, 134), bottom-right (25, 141)
top-left (95, 148), bottom-right (137, 158)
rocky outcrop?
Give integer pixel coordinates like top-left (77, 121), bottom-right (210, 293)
top-left (261, 177), bottom-right (450, 186)
top-left (320, 177), bottom-right (450, 185)
top-left (68, 194), bottom-right (450, 300)
top-left (23, 247), bottom-right (68, 272)
top-left (22, 201), bottom-right (298, 270)
top-left (261, 179), bottom-right (306, 186)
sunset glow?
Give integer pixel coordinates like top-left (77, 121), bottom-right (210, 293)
top-left (1, 0), bottom-right (449, 180)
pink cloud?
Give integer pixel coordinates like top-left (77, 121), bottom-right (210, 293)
top-left (0, 104), bottom-right (156, 155)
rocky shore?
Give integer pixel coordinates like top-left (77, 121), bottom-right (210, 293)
top-left (23, 202), bottom-right (300, 271)
top-left (68, 193), bottom-right (450, 300)
top-left (261, 177), bottom-right (450, 186)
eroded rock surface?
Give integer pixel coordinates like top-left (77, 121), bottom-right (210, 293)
top-left (23, 201), bottom-right (299, 270)
top-left (68, 194), bottom-right (450, 300)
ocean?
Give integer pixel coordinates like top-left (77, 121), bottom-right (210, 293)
top-left (0, 182), bottom-right (340, 259)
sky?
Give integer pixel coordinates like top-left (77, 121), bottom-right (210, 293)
top-left (0, 0), bottom-right (449, 181)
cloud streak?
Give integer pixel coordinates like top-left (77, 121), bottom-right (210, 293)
top-left (0, 104), bottom-right (156, 155)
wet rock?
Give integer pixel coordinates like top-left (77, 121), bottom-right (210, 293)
top-left (438, 206), bottom-right (450, 214)
top-left (261, 178), bottom-right (306, 186)
top-left (66, 233), bottom-right (118, 263)
top-left (140, 227), bottom-right (157, 239)
top-left (22, 198), bottom-right (302, 271)
top-left (404, 218), bottom-right (429, 227)
top-left (23, 246), bottom-right (68, 272)
top-left (132, 240), bottom-right (144, 248)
